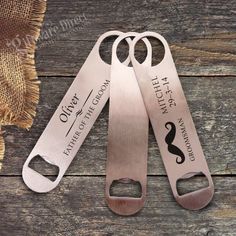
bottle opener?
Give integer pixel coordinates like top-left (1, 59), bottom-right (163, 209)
top-left (130, 32), bottom-right (214, 210)
top-left (22, 31), bottom-right (130, 193)
top-left (105, 32), bottom-right (152, 215)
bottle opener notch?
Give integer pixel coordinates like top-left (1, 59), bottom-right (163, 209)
top-left (176, 172), bottom-right (210, 195)
top-left (26, 154), bottom-right (60, 182)
top-left (109, 179), bottom-right (142, 198)
top-left (106, 176), bottom-right (146, 216)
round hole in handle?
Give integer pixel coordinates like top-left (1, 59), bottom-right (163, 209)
top-left (115, 37), bottom-right (134, 67)
top-left (113, 32), bottom-right (152, 67)
top-left (130, 32), bottom-right (170, 68)
top-left (98, 32), bottom-right (130, 66)
top-left (133, 36), bottom-right (165, 66)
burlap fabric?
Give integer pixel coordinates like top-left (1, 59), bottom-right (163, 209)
top-left (0, 0), bottom-right (47, 170)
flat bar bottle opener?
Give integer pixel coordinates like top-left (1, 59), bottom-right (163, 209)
top-left (130, 32), bottom-right (214, 210)
top-left (105, 33), bottom-right (152, 215)
top-left (22, 31), bottom-right (129, 193)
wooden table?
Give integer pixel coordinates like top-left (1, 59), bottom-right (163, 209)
top-left (0, 0), bottom-right (235, 235)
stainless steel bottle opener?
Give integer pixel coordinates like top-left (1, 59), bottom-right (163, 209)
top-left (130, 32), bottom-right (214, 210)
top-left (105, 32), bottom-right (152, 215)
top-left (22, 31), bottom-right (130, 193)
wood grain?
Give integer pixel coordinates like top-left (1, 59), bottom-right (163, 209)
top-left (0, 176), bottom-right (235, 236)
top-left (1, 0), bottom-right (235, 235)
top-left (1, 76), bottom-right (235, 176)
top-left (33, 0), bottom-right (236, 76)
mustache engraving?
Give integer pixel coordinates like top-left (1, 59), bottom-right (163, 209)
top-left (165, 122), bottom-right (185, 164)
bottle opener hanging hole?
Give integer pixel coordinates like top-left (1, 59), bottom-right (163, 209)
top-left (99, 35), bottom-right (122, 65)
top-left (133, 36), bottom-right (165, 66)
top-left (116, 38), bottom-right (132, 66)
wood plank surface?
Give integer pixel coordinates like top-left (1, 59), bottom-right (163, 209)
top-left (1, 76), bottom-right (235, 176)
top-left (33, 0), bottom-right (236, 76)
top-left (0, 177), bottom-right (235, 236)
top-left (1, 0), bottom-right (235, 235)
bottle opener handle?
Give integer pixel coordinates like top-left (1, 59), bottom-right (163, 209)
top-left (105, 32), bottom-right (152, 215)
top-left (130, 32), bottom-right (214, 210)
top-left (23, 31), bottom-right (130, 193)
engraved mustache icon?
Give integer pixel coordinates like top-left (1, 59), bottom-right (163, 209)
top-left (165, 122), bottom-right (185, 164)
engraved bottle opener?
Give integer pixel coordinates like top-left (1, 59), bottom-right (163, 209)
top-left (22, 31), bottom-right (130, 193)
top-left (130, 32), bottom-right (214, 210)
top-left (105, 32), bottom-right (152, 215)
